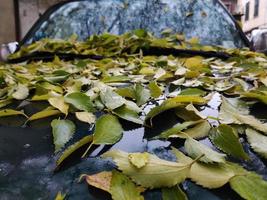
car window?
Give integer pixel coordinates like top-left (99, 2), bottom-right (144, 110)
top-left (24, 0), bottom-right (246, 48)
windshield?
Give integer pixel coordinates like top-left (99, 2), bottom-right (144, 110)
top-left (23, 0), bottom-right (247, 48)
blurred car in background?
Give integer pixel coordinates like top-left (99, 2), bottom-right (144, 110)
top-left (251, 28), bottom-right (267, 54)
top-left (0, 0), bottom-right (253, 61)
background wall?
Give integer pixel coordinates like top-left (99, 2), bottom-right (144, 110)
top-left (19, 0), bottom-right (63, 38)
top-left (0, 0), bottom-right (16, 44)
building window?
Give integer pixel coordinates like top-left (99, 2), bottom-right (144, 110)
top-left (245, 2), bottom-right (250, 21)
top-left (254, 0), bottom-right (259, 17)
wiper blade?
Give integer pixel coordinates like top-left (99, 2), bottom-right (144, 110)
top-left (7, 52), bottom-right (104, 63)
top-left (140, 46), bottom-right (230, 59)
top-left (7, 46), bottom-right (230, 64)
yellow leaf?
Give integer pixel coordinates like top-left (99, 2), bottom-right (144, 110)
top-left (128, 152), bottom-right (149, 169)
top-left (48, 96), bottom-right (69, 115)
top-left (75, 112), bottom-right (96, 124)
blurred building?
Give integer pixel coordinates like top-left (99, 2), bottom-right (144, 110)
top-left (0, 0), bottom-right (16, 44)
top-left (221, 0), bottom-right (238, 14)
top-left (19, 0), bottom-right (63, 39)
top-left (0, 0), bottom-right (63, 44)
top-left (237, 0), bottom-right (267, 34)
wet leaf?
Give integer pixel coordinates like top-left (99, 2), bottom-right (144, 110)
top-left (0, 99), bottom-right (12, 109)
top-left (128, 152), bottom-right (149, 168)
top-left (134, 84), bottom-right (150, 106)
top-left (102, 150), bottom-right (191, 189)
top-left (12, 84), bottom-right (29, 100)
top-left (93, 114), bottom-right (123, 145)
top-left (148, 81), bottom-right (162, 98)
top-left (210, 124), bottom-right (249, 160)
top-left (0, 109), bottom-right (27, 118)
top-left (184, 56), bottom-right (204, 70)
top-left (172, 148), bottom-right (235, 189)
top-left (175, 104), bottom-right (206, 121)
top-left (56, 135), bottom-right (93, 168)
top-left (162, 186), bottom-right (188, 200)
top-left (183, 120), bottom-right (211, 139)
top-left (100, 86), bottom-right (125, 110)
top-left (55, 191), bottom-right (66, 200)
top-left (156, 120), bottom-right (203, 139)
top-left (51, 119), bottom-right (76, 152)
top-left (219, 97), bottom-right (267, 134)
top-left (185, 137), bottom-right (226, 163)
top-left (102, 75), bottom-right (130, 83)
top-left (113, 105), bottom-right (143, 125)
top-left (246, 128), bottom-right (267, 159)
top-left (179, 88), bottom-right (206, 96)
top-left (241, 91), bottom-right (267, 105)
top-left (48, 96), bottom-right (69, 115)
top-left (75, 112), bottom-right (96, 124)
top-left (110, 170), bottom-right (144, 200)
top-left (82, 171), bottom-right (112, 192)
top-left (28, 108), bottom-right (61, 121)
top-left (146, 96), bottom-right (207, 122)
top-left (189, 162), bottom-right (235, 189)
top-left (230, 173), bottom-right (267, 200)
top-left (64, 92), bottom-right (94, 112)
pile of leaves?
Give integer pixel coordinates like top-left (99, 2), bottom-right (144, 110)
top-left (2, 30), bottom-right (267, 200)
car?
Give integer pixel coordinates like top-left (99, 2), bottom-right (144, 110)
top-left (1, 1), bottom-right (267, 200)
top-left (1, 0), bottom-right (251, 61)
top-left (251, 28), bottom-right (267, 54)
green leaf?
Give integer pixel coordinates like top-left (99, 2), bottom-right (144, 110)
top-left (128, 152), bottom-right (149, 169)
top-left (149, 81), bottom-right (162, 98)
top-left (172, 148), bottom-right (235, 189)
top-left (51, 119), bottom-right (76, 153)
top-left (155, 120), bottom-right (203, 139)
top-left (241, 91), bottom-right (267, 104)
top-left (56, 135), bottom-right (93, 169)
top-left (246, 128), bottom-right (267, 159)
top-left (48, 96), bottom-right (69, 115)
top-left (110, 170), bottom-right (144, 200)
top-left (102, 75), bottom-right (130, 83)
top-left (55, 191), bottom-right (66, 200)
top-left (82, 171), bottom-right (112, 193)
top-left (102, 150), bottom-right (191, 189)
top-left (184, 137), bottom-right (226, 163)
top-left (230, 173), bottom-right (267, 200)
top-left (116, 87), bottom-right (135, 99)
top-left (184, 56), bottom-right (204, 70)
top-left (93, 114), bottom-right (123, 145)
top-left (64, 92), bottom-right (94, 112)
top-left (179, 88), bottom-right (206, 96)
top-left (175, 104), bottom-right (206, 121)
top-left (183, 120), bottom-right (211, 139)
top-left (134, 84), bottom-right (150, 106)
top-left (12, 84), bottom-right (29, 100)
top-left (210, 124), bottom-right (249, 160)
top-left (146, 96), bottom-right (207, 122)
top-left (75, 112), bottom-right (96, 124)
top-left (162, 186), bottom-right (188, 200)
top-left (0, 99), bottom-right (12, 109)
top-left (0, 109), bottom-right (27, 118)
top-left (219, 97), bottom-right (267, 134)
top-left (100, 87), bottom-right (125, 110)
top-left (28, 108), bottom-right (61, 121)
top-left (38, 82), bottom-right (63, 94)
top-left (189, 162), bottom-right (235, 189)
top-left (113, 105), bottom-right (143, 125)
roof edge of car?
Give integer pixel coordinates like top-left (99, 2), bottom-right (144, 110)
top-left (19, 0), bottom-right (251, 49)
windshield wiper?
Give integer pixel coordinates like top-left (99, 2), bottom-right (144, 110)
top-left (140, 46), bottom-right (230, 59)
top-left (7, 46), bottom-right (230, 64)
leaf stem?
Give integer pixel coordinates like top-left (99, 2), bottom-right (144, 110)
top-left (82, 142), bottom-right (93, 158)
top-left (189, 154), bottom-right (205, 167)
